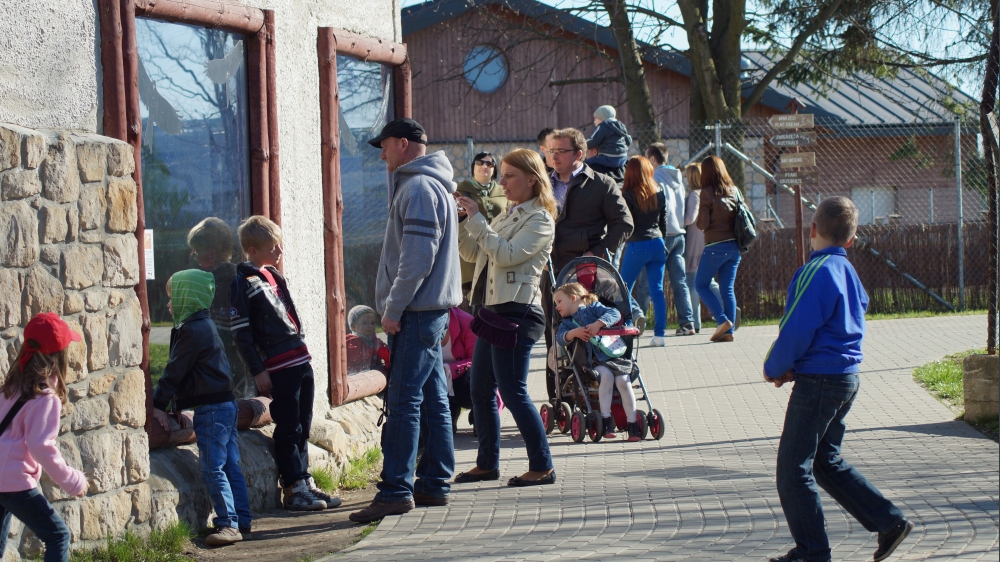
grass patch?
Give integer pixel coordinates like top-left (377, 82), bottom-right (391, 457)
top-left (149, 343), bottom-right (170, 387)
top-left (70, 522), bottom-right (192, 562)
top-left (311, 465), bottom-right (337, 492)
top-left (360, 521), bottom-right (379, 539)
top-left (338, 447), bottom-right (383, 491)
top-left (912, 348), bottom-right (998, 443)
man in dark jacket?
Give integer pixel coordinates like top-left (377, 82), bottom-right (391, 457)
top-left (543, 128), bottom-right (633, 400)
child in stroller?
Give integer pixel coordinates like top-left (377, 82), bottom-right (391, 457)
top-left (554, 282), bottom-right (641, 442)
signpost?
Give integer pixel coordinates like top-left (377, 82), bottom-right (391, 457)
top-left (774, 170), bottom-right (819, 185)
top-left (779, 152), bottom-right (816, 168)
top-left (769, 131), bottom-right (816, 147)
top-left (769, 114), bottom-right (814, 129)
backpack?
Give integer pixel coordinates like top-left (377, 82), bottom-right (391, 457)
top-left (732, 189), bottom-right (758, 253)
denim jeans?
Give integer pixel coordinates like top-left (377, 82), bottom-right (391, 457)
top-left (777, 374), bottom-right (905, 562)
top-left (470, 337), bottom-right (553, 472)
top-left (686, 270), bottom-right (720, 332)
top-left (620, 238), bottom-right (668, 337)
top-left (193, 400), bottom-right (253, 530)
top-left (377, 309), bottom-right (454, 502)
top-left (696, 240), bottom-right (741, 333)
top-left (663, 234), bottom-right (694, 326)
top-left (270, 362), bottom-right (314, 487)
top-left (0, 487), bottom-right (71, 562)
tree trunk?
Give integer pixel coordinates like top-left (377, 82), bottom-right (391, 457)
top-left (980, 0), bottom-right (999, 354)
top-left (602, 0), bottom-right (660, 149)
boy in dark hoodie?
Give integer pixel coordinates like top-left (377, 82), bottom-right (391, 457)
top-left (152, 269), bottom-right (251, 546)
top-left (584, 105), bottom-right (632, 181)
top-left (764, 197), bottom-right (912, 562)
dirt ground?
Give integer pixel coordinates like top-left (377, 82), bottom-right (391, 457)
top-left (185, 485), bottom-right (378, 562)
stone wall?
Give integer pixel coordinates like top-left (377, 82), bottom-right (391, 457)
top-left (0, 123), bottom-right (149, 560)
top-left (963, 355), bottom-right (999, 420)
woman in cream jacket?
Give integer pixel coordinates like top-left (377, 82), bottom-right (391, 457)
top-left (453, 148), bottom-right (558, 487)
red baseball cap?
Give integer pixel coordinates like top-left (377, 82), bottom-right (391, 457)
top-left (20, 313), bottom-right (82, 370)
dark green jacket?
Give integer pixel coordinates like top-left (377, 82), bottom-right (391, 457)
top-left (456, 179), bottom-right (508, 284)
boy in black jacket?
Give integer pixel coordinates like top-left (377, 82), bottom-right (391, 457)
top-left (229, 216), bottom-right (340, 511)
top-left (152, 269), bottom-right (251, 546)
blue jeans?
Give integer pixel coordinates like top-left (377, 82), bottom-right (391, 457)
top-left (620, 238), bottom-right (667, 337)
top-left (0, 487), bottom-right (70, 562)
top-left (696, 240), bottom-right (741, 333)
top-left (686, 270), bottom-right (720, 332)
top-left (777, 374), bottom-right (905, 562)
top-left (269, 362), bottom-right (314, 487)
top-left (378, 309), bottom-right (454, 502)
top-left (193, 401), bottom-right (252, 530)
top-left (663, 234), bottom-right (694, 326)
top-left (470, 336), bottom-right (553, 473)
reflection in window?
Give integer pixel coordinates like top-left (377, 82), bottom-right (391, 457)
top-left (338, 55), bottom-right (393, 375)
top-left (137, 18), bottom-right (254, 397)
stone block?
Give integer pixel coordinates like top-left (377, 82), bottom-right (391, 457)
top-left (106, 142), bottom-right (134, 177)
top-left (64, 292), bottom-right (84, 315)
top-left (62, 244), bottom-right (103, 290)
top-left (109, 297), bottom-right (142, 367)
top-left (111, 369), bottom-right (146, 428)
top-left (76, 141), bottom-right (107, 183)
top-left (0, 200), bottom-right (39, 267)
top-left (1, 170), bottom-right (41, 200)
top-left (963, 354), bottom-right (999, 420)
top-left (53, 500), bottom-right (81, 542)
top-left (65, 318), bottom-right (86, 384)
top-left (80, 490), bottom-right (131, 541)
top-left (84, 290), bottom-right (107, 312)
top-left (79, 431), bottom-right (125, 493)
top-left (81, 315), bottom-right (108, 371)
top-left (106, 177), bottom-right (137, 233)
top-left (39, 436), bottom-right (83, 501)
top-left (0, 269), bottom-right (21, 329)
top-left (108, 291), bottom-right (125, 308)
top-left (125, 431), bottom-right (151, 483)
top-left (103, 235), bottom-right (139, 288)
top-left (39, 245), bottom-right (61, 264)
top-left (132, 483), bottom-right (152, 523)
top-left (40, 203), bottom-right (68, 244)
top-left (80, 229), bottom-right (103, 244)
top-left (0, 125), bottom-right (20, 171)
top-left (66, 206), bottom-right (79, 241)
top-left (0, 341), bottom-right (8, 376)
top-left (24, 132), bottom-right (45, 169)
top-left (71, 397), bottom-right (109, 432)
top-left (88, 373), bottom-right (116, 397)
top-left (23, 266), bottom-right (64, 319)
top-left (311, 419), bottom-right (349, 460)
top-left (41, 133), bottom-right (79, 203)
top-left (78, 183), bottom-right (105, 231)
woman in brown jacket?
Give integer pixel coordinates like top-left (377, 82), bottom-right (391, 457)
top-left (695, 156), bottom-right (741, 342)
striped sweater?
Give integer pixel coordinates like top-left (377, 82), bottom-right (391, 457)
top-left (763, 246), bottom-right (868, 378)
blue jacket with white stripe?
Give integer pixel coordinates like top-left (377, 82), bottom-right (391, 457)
top-left (763, 246), bottom-right (868, 378)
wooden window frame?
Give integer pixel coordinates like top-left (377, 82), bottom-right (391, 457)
top-left (318, 28), bottom-right (411, 406)
top-left (98, 0), bottom-right (280, 443)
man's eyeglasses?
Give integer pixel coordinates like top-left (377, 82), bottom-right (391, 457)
top-left (475, 160), bottom-right (495, 167)
top-left (547, 148), bottom-right (575, 156)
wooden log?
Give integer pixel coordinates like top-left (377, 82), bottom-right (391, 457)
top-left (264, 10), bottom-right (281, 226)
top-left (134, 0), bottom-right (264, 33)
top-left (394, 58), bottom-right (412, 119)
top-left (345, 370), bottom-right (387, 404)
top-left (318, 29), bottom-right (348, 406)
top-left (332, 28), bottom-right (406, 66)
top-left (147, 411), bottom-right (196, 450)
top-left (248, 28), bottom-right (269, 218)
top-left (98, 0), bottom-right (126, 140)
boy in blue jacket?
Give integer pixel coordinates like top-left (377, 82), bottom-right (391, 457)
top-left (764, 197), bottom-right (912, 562)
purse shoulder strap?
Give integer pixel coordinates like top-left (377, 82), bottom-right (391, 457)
top-left (0, 397), bottom-right (28, 437)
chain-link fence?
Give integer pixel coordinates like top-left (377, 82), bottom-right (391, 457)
top-left (432, 115), bottom-right (989, 321)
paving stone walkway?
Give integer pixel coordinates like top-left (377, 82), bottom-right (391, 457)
top-left (334, 315), bottom-right (998, 561)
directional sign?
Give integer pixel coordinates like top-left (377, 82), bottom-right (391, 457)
top-left (774, 170), bottom-right (819, 185)
top-left (769, 114), bottom-right (814, 129)
top-left (770, 132), bottom-right (817, 147)
top-left (779, 152), bottom-right (816, 168)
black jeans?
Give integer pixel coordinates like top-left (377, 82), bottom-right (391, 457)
top-left (541, 273), bottom-right (557, 401)
top-left (270, 362), bottom-right (314, 487)
top-left (0, 487), bottom-right (71, 562)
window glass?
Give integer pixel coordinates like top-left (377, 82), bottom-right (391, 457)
top-left (851, 186), bottom-right (896, 225)
top-left (463, 46), bottom-right (508, 93)
top-left (337, 55), bottom-right (394, 376)
top-left (137, 18), bottom-right (254, 397)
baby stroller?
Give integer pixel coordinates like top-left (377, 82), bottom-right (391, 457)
top-left (540, 255), bottom-right (666, 443)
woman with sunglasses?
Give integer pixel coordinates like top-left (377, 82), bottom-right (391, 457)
top-left (456, 152), bottom-right (509, 298)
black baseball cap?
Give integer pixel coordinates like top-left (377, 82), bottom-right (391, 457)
top-left (367, 118), bottom-right (428, 147)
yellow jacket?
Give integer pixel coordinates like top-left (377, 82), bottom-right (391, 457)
top-left (458, 197), bottom-right (554, 306)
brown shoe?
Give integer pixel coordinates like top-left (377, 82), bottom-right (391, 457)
top-left (413, 492), bottom-right (449, 506)
top-left (710, 321), bottom-right (733, 342)
top-left (713, 333), bottom-right (734, 342)
top-left (204, 526), bottom-right (242, 547)
top-left (349, 498), bottom-right (415, 523)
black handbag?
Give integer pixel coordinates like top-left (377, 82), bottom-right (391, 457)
top-left (471, 279), bottom-right (540, 350)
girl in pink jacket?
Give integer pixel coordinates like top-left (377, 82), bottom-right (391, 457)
top-left (0, 313), bottom-right (89, 562)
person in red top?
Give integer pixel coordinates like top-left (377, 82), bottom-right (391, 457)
top-left (0, 313), bottom-right (88, 562)
top-left (345, 306), bottom-right (388, 375)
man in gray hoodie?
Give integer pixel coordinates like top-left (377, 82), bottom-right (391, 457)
top-left (350, 118), bottom-right (463, 524)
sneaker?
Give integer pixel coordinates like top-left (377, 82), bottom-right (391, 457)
top-left (626, 422), bottom-right (641, 442)
top-left (635, 315), bottom-right (646, 336)
top-left (768, 549), bottom-right (806, 562)
top-left (413, 491), bottom-right (449, 506)
top-left (649, 336), bottom-right (666, 347)
top-left (307, 476), bottom-right (342, 509)
top-left (349, 498), bottom-right (415, 524)
top-left (675, 323), bottom-right (696, 336)
top-left (283, 479), bottom-right (326, 511)
top-left (602, 417), bottom-right (616, 439)
top-left (238, 527), bottom-right (252, 541)
top-left (874, 519), bottom-right (914, 561)
top-left (204, 526), bottom-right (242, 547)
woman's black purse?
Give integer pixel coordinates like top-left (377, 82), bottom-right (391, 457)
top-left (470, 280), bottom-right (539, 350)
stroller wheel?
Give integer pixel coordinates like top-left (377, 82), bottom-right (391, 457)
top-left (540, 404), bottom-right (555, 435)
top-left (587, 412), bottom-right (603, 443)
top-left (635, 410), bottom-right (649, 440)
top-left (649, 409), bottom-right (666, 440)
top-left (570, 410), bottom-right (587, 443)
top-left (557, 403), bottom-right (572, 434)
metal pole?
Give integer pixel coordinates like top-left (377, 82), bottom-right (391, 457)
top-left (466, 135), bottom-right (475, 179)
top-left (715, 121), bottom-right (722, 156)
top-left (682, 142), bottom-right (714, 168)
top-left (954, 118), bottom-right (965, 311)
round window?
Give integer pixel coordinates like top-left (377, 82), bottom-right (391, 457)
top-left (463, 46), bottom-right (508, 93)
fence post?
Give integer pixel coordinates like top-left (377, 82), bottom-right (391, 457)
top-left (466, 136), bottom-right (475, 178)
top-left (715, 121), bottom-right (722, 156)
top-left (955, 118), bottom-right (965, 311)
top-left (929, 188), bottom-right (934, 224)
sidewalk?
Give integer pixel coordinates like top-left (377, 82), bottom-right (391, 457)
top-left (333, 315), bottom-right (998, 561)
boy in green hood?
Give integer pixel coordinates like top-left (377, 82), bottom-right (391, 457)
top-left (152, 269), bottom-right (252, 546)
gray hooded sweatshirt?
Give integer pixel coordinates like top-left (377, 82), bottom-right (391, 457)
top-left (376, 151), bottom-right (463, 322)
